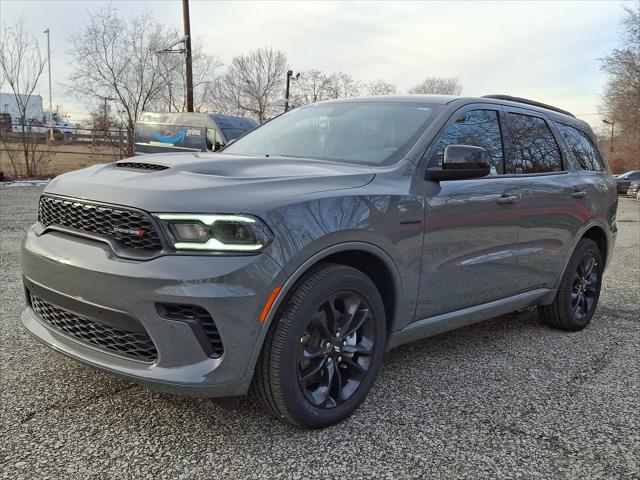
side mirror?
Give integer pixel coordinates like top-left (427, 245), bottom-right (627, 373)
top-left (213, 141), bottom-right (224, 151)
top-left (426, 145), bottom-right (491, 181)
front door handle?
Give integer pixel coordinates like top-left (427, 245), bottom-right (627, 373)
top-left (571, 191), bottom-right (587, 199)
top-left (496, 194), bottom-right (519, 205)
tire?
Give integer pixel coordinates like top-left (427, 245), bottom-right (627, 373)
top-left (538, 238), bottom-right (603, 331)
top-left (252, 263), bottom-right (386, 428)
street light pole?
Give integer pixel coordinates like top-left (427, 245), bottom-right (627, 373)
top-left (182, 0), bottom-right (194, 112)
top-left (44, 28), bottom-right (53, 141)
top-left (284, 71), bottom-right (293, 112)
top-left (284, 70), bottom-right (300, 112)
top-left (603, 119), bottom-right (614, 157)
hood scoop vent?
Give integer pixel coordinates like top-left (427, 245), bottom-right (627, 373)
top-left (116, 162), bottom-right (169, 171)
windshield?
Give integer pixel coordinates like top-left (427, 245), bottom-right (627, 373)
top-left (224, 102), bottom-right (438, 165)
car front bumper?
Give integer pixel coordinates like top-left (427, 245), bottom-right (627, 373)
top-left (21, 226), bottom-right (283, 397)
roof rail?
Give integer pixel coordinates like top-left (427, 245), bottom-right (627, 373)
top-left (481, 95), bottom-right (575, 118)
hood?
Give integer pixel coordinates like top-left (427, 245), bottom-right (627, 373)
top-left (44, 153), bottom-right (375, 213)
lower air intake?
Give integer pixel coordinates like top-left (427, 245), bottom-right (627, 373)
top-left (30, 294), bottom-right (158, 362)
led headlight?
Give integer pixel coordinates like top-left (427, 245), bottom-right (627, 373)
top-left (155, 214), bottom-right (273, 252)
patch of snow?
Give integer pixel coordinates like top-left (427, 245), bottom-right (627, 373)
top-left (2, 179), bottom-right (51, 187)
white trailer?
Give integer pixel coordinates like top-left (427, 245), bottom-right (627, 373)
top-left (0, 92), bottom-right (44, 121)
top-left (0, 92), bottom-right (75, 136)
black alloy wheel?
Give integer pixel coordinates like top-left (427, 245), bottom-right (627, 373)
top-left (538, 238), bottom-right (603, 331)
top-left (297, 291), bottom-right (376, 409)
top-left (571, 251), bottom-right (599, 321)
top-left (252, 263), bottom-right (386, 428)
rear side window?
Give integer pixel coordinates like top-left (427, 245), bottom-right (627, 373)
top-left (506, 113), bottom-right (562, 173)
top-left (556, 123), bottom-right (604, 171)
top-left (434, 110), bottom-right (504, 174)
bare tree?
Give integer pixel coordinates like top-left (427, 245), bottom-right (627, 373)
top-left (598, 3), bottom-right (640, 172)
top-left (366, 79), bottom-right (398, 96)
top-left (407, 77), bottom-right (463, 95)
top-left (291, 70), bottom-right (333, 106)
top-left (290, 70), bottom-right (369, 107)
top-left (212, 48), bottom-right (287, 123)
top-left (67, 6), bottom-right (169, 156)
top-left (87, 101), bottom-right (128, 159)
top-left (0, 18), bottom-right (51, 177)
top-left (326, 72), bottom-right (362, 99)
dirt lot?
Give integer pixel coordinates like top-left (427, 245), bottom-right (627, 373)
top-left (0, 144), bottom-right (120, 178)
top-left (0, 187), bottom-right (638, 479)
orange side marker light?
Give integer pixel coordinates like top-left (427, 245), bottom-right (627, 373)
top-left (259, 285), bottom-right (282, 323)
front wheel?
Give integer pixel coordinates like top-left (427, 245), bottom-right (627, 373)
top-left (538, 238), bottom-right (603, 331)
top-left (252, 263), bottom-right (386, 428)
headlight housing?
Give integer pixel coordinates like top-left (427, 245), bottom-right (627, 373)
top-left (155, 214), bottom-right (273, 252)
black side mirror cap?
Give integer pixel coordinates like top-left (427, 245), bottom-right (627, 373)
top-left (426, 145), bottom-right (491, 181)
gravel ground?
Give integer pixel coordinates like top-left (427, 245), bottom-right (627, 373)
top-left (1, 185), bottom-right (638, 480)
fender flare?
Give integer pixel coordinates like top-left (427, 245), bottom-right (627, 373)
top-left (553, 219), bottom-right (612, 291)
top-left (245, 241), bottom-right (403, 375)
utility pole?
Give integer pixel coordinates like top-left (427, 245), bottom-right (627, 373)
top-left (103, 97), bottom-right (108, 130)
top-left (182, 0), bottom-right (194, 112)
top-left (44, 28), bottom-right (53, 141)
top-left (97, 96), bottom-right (114, 133)
top-left (602, 119), bottom-right (614, 157)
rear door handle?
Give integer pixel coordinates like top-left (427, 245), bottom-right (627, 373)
top-left (571, 191), bottom-right (587, 199)
top-left (496, 194), bottom-right (519, 205)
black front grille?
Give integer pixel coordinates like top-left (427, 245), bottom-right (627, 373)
top-left (116, 162), bottom-right (169, 171)
top-left (38, 195), bottom-right (163, 254)
top-left (158, 304), bottom-right (224, 357)
top-left (30, 295), bottom-right (158, 361)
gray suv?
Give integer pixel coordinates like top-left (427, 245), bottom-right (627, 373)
top-left (21, 95), bottom-right (617, 428)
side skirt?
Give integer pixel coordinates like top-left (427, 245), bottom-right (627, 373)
top-left (385, 288), bottom-right (556, 352)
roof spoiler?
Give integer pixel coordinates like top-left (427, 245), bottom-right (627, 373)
top-left (482, 95), bottom-right (575, 118)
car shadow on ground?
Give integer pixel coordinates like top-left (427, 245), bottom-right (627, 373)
top-left (60, 306), bottom-right (548, 431)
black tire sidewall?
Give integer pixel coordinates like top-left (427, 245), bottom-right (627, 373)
top-left (557, 238), bottom-right (603, 329)
top-left (273, 266), bottom-right (386, 428)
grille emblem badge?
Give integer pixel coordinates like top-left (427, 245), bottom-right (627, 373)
top-left (113, 227), bottom-right (145, 237)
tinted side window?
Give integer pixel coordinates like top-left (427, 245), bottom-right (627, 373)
top-left (556, 123), bottom-right (604, 171)
top-left (434, 110), bottom-right (504, 174)
top-left (506, 113), bottom-right (562, 173)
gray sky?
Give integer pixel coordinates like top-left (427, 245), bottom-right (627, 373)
top-left (0, 0), bottom-right (630, 130)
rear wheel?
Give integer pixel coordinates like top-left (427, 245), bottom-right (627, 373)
top-left (252, 263), bottom-right (386, 428)
top-left (538, 238), bottom-right (603, 331)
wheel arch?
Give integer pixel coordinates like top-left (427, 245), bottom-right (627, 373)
top-left (314, 249), bottom-right (398, 331)
top-left (581, 225), bottom-right (608, 269)
top-left (270, 242), bottom-right (402, 332)
top-left (554, 221), bottom-right (611, 291)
